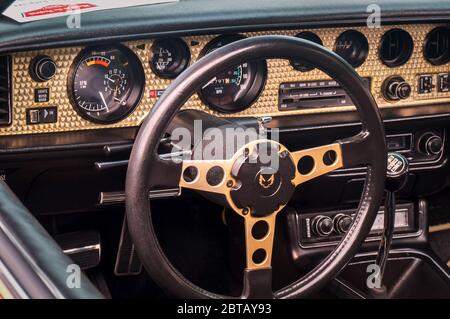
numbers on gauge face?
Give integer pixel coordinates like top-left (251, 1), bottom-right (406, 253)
top-left (201, 63), bottom-right (248, 105)
top-left (150, 39), bottom-right (190, 79)
top-left (154, 47), bottom-right (173, 71)
top-left (70, 45), bottom-right (144, 124)
top-left (74, 56), bottom-right (130, 112)
top-left (199, 35), bottom-right (267, 113)
top-left (104, 68), bottom-right (128, 101)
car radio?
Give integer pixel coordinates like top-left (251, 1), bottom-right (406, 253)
top-left (278, 78), bottom-right (371, 111)
top-left (296, 202), bottom-right (417, 248)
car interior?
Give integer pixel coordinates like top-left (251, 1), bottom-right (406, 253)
top-left (0, 0), bottom-right (450, 299)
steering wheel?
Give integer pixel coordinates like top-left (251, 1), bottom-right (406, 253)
top-left (125, 35), bottom-right (386, 298)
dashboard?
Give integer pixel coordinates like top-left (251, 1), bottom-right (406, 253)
top-left (0, 1), bottom-right (449, 299)
top-left (1, 23), bottom-right (450, 136)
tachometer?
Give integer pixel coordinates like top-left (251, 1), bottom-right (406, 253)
top-left (198, 35), bottom-right (267, 113)
top-left (69, 45), bottom-right (144, 124)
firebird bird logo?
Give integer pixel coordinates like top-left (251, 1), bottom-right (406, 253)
top-left (258, 174), bottom-right (275, 189)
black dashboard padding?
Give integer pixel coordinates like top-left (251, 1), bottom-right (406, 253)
top-left (0, 181), bottom-right (103, 298)
top-left (1, 0), bottom-right (450, 53)
top-left (126, 35), bottom-right (386, 298)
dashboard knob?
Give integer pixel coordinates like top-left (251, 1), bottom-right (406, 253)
top-left (418, 133), bottom-right (443, 155)
top-left (333, 214), bottom-right (353, 234)
top-left (382, 76), bottom-right (411, 101)
top-left (30, 56), bottom-right (57, 82)
top-left (311, 215), bottom-right (334, 237)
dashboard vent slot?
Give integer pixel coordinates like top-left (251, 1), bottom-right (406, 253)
top-left (424, 27), bottom-right (450, 65)
top-left (380, 29), bottom-right (414, 67)
top-left (0, 55), bottom-right (12, 126)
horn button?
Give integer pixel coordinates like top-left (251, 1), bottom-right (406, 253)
top-left (230, 142), bottom-right (296, 217)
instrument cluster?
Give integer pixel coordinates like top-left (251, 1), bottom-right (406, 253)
top-left (66, 34), bottom-right (268, 124)
top-left (2, 23), bottom-right (450, 135)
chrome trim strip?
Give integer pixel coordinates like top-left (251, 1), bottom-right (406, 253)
top-left (0, 221), bottom-right (65, 298)
top-left (99, 187), bottom-right (181, 205)
top-left (63, 244), bottom-right (100, 255)
top-left (0, 258), bottom-right (28, 299)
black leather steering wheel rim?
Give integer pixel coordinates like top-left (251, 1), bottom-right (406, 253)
top-left (125, 35), bottom-right (386, 298)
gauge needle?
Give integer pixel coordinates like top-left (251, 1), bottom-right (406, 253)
top-left (202, 76), bottom-right (217, 89)
top-left (106, 76), bottom-right (115, 83)
top-left (99, 91), bottom-right (109, 111)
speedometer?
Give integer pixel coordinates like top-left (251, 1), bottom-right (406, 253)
top-left (69, 45), bottom-right (144, 124)
top-left (198, 35), bottom-right (267, 113)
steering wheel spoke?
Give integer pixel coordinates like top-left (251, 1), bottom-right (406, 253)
top-left (179, 159), bottom-right (234, 194)
top-left (291, 143), bottom-right (343, 186)
top-left (242, 268), bottom-right (273, 298)
top-left (126, 35), bottom-right (387, 299)
top-left (244, 214), bottom-right (277, 270)
top-left (339, 132), bottom-right (373, 168)
top-left (148, 157), bottom-right (184, 189)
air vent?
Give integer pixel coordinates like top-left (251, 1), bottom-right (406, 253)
top-left (380, 29), bottom-right (414, 67)
top-left (424, 27), bottom-right (450, 65)
top-left (0, 56), bottom-right (12, 126)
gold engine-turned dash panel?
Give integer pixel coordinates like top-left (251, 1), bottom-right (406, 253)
top-left (3, 23), bottom-right (450, 136)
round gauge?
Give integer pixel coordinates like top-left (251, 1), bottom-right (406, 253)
top-left (150, 39), bottom-right (190, 79)
top-left (290, 32), bottom-right (323, 71)
top-left (69, 45), bottom-right (144, 124)
top-left (198, 35), bottom-right (267, 113)
top-left (334, 30), bottom-right (369, 68)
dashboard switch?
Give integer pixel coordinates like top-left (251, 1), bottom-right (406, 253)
top-left (418, 132), bottom-right (443, 155)
top-left (30, 55), bottom-right (57, 82)
top-left (438, 73), bottom-right (450, 92)
top-left (34, 88), bottom-right (50, 103)
top-left (333, 214), bottom-right (353, 234)
top-left (311, 215), bottom-right (334, 237)
top-left (418, 75), bottom-right (434, 94)
top-left (382, 76), bottom-right (411, 101)
top-left (26, 107), bottom-right (57, 124)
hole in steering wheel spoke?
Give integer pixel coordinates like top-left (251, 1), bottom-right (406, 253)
top-left (183, 166), bottom-right (198, 183)
top-left (252, 249), bottom-right (267, 265)
top-left (297, 155), bottom-right (315, 175)
top-left (323, 150), bottom-right (337, 166)
top-left (252, 220), bottom-right (269, 240)
top-left (206, 166), bottom-right (225, 186)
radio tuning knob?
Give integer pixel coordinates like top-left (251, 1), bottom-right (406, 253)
top-left (311, 215), bottom-right (334, 237)
top-left (418, 133), bottom-right (443, 155)
top-left (333, 214), bottom-right (353, 234)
